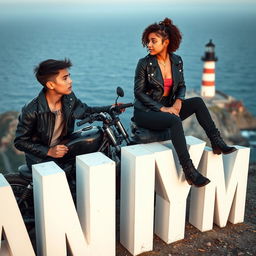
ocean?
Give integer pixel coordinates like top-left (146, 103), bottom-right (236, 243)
top-left (0, 3), bottom-right (255, 161)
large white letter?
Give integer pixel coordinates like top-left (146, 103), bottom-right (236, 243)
top-left (189, 146), bottom-right (250, 231)
top-left (33, 161), bottom-right (89, 256)
top-left (120, 145), bottom-right (155, 256)
top-left (144, 136), bottom-right (206, 244)
top-left (120, 136), bottom-right (206, 255)
top-left (0, 174), bottom-right (35, 256)
top-left (76, 152), bottom-right (116, 256)
top-left (33, 153), bottom-right (116, 256)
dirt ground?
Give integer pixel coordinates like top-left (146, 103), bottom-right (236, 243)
top-left (116, 163), bottom-right (256, 256)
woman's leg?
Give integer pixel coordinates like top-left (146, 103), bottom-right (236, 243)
top-left (179, 97), bottom-right (217, 134)
top-left (134, 110), bottom-right (190, 166)
top-left (179, 97), bottom-right (236, 154)
top-left (134, 109), bottom-right (210, 187)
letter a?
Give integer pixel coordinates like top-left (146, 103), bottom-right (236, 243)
top-left (0, 174), bottom-right (35, 256)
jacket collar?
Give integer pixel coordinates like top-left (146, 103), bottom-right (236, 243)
top-left (146, 53), bottom-right (180, 66)
top-left (146, 53), bottom-right (181, 87)
top-left (37, 88), bottom-right (75, 114)
top-left (38, 88), bottom-right (51, 113)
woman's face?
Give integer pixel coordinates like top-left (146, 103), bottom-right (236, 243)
top-left (147, 32), bottom-right (169, 55)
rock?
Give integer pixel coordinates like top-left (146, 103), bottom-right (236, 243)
top-left (183, 90), bottom-right (255, 147)
top-left (0, 111), bottom-right (25, 173)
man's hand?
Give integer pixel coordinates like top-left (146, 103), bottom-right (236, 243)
top-left (112, 103), bottom-right (126, 113)
top-left (47, 145), bottom-right (68, 158)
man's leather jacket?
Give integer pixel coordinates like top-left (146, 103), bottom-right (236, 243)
top-left (134, 53), bottom-right (186, 112)
top-left (14, 89), bottom-right (110, 164)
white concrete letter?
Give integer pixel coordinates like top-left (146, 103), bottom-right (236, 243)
top-left (189, 146), bottom-right (250, 231)
top-left (76, 152), bottom-right (116, 256)
top-left (0, 174), bottom-right (35, 256)
top-left (33, 161), bottom-right (89, 256)
top-left (145, 136), bottom-right (206, 244)
top-left (120, 145), bottom-right (155, 256)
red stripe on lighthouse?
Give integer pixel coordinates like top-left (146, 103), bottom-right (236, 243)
top-left (202, 81), bottom-right (215, 86)
top-left (203, 68), bottom-right (215, 73)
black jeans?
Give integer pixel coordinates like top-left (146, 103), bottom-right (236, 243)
top-left (134, 97), bottom-right (217, 166)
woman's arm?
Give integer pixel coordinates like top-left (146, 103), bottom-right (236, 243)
top-left (134, 58), bottom-right (164, 111)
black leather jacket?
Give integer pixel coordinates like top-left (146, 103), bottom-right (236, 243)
top-left (14, 89), bottom-right (110, 164)
top-left (134, 53), bottom-right (186, 112)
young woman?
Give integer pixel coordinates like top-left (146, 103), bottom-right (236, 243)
top-left (133, 18), bottom-right (236, 187)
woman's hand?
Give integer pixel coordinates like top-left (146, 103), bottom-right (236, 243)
top-left (160, 106), bottom-right (180, 116)
top-left (160, 99), bottom-right (182, 116)
top-left (47, 145), bottom-right (69, 158)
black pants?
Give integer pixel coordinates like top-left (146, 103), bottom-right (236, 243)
top-left (134, 97), bottom-right (217, 166)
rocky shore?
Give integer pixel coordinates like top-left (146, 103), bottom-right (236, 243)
top-left (183, 90), bottom-right (256, 149)
top-left (0, 111), bottom-right (25, 174)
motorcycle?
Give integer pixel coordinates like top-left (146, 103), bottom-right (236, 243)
top-left (4, 86), bottom-right (133, 240)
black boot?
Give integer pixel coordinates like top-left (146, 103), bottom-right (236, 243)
top-left (209, 131), bottom-right (237, 155)
top-left (182, 160), bottom-right (210, 187)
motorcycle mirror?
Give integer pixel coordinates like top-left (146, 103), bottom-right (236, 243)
top-left (116, 87), bottom-right (124, 97)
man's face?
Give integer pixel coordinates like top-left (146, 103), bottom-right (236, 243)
top-left (50, 68), bottom-right (72, 95)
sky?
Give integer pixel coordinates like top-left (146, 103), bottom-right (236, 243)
top-left (0, 0), bottom-right (255, 3)
top-left (0, 0), bottom-right (255, 15)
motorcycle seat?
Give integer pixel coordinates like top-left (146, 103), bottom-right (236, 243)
top-left (130, 120), bottom-right (171, 144)
top-left (18, 164), bottom-right (32, 180)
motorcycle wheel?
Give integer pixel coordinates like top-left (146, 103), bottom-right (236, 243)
top-left (5, 173), bottom-right (35, 245)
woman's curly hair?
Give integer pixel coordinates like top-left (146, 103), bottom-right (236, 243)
top-left (142, 17), bottom-right (182, 53)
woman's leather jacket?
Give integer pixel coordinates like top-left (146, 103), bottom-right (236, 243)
top-left (14, 89), bottom-right (110, 164)
top-left (134, 53), bottom-right (186, 112)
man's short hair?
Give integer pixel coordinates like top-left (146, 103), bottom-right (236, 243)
top-left (34, 59), bottom-right (72, 87)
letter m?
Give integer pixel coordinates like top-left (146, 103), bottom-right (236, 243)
top-left (189, 146), bottom-right (250, 231)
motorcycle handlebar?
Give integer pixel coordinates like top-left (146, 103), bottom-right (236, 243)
top-left (76, 102), bottom-right (134, 127)
top-left (77, 116), bottom-right (93, 126)
top-left (115, 103), bottom-right (134, 110)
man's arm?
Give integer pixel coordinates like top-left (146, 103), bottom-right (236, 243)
top-left (71, 94), bottom-right (111, 120)
top-left (14, 108), bottom-right (49, 158)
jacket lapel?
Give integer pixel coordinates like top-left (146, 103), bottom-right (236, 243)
top-left (170, 53), bottom-right (181, 91)
top-left (147, 55), bottom-right (164, 87)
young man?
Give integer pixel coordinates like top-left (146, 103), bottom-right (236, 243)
top-left (14, 59), bottom-right (110, 170)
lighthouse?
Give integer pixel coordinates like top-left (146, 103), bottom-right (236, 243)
top-left (201, 39), bottom-right (218, 98)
